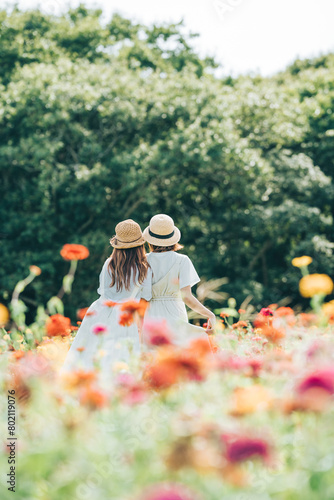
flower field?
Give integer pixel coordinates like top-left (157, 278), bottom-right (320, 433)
top-left (1, 251), bottom-right (334, 500)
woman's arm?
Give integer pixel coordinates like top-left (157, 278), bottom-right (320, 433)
top-left (181, 285), bottom-right (216, 334)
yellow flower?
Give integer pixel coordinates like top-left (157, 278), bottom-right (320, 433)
top-left (292, 256), bottom-right (313, 268)
top-left (113, 362), bottom-right (129, 372)
top-left (229, 385), bottom-right (272, 416)
top-left (322, 300), bottom-right (334, 319)
top-left (299, 274), bottom-right (334, 298)
top-left (0, 304), bottom-right (10, 326)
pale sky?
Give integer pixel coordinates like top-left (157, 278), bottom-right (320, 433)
top-left (5, 0), bottom-right (334, 76)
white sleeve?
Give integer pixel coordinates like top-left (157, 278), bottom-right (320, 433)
top-left (96, 259), bottom-right (110, 299)
top-left (179, 256), bottom-right (200, 289)
top-left (140, 267), bottom-right (153, 301)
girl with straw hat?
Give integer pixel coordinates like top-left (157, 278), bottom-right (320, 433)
top-left (61, 219), bottom-right (152, 384)
top-left (142, 214), bottom-right (216, 346)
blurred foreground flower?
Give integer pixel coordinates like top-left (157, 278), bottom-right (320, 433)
top-left (299, 274), bottom-right (333, 298)
top-left (221, 433), bottom-right (271, 465)
top-left (139, 483), bottom-right (198, 500)
top-left (143, 319), bottom-right (174, 346)
top-left (60, 244), bottom-right (89, 260)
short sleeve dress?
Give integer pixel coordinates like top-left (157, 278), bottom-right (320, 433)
top-left (60, 257), bottom-right (152, 380)
top-left (143, 251), bottom-right (211, 347)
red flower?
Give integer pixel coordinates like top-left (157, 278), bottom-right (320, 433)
top-left (259, 308), bottom-right (274, 317)
top-left (297, 368), bottom-right (334, 395)
top-left (143, 319), bottom-right (174, 347)
top-left (46, 314), bottom-right (72, 337)
top-left (60, 244), bottom-right (89, 261)
top-left (221, 434), bottom-right (271, 464)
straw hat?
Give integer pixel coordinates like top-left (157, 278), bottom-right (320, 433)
top-left (110, 219), bottom-right (145, 249)
top-left (143, 214), bottom-right (181, 247)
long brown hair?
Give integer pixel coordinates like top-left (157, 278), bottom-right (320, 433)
top-left (148, 243), bottom-right (184, 253)
top-left (108, 245), bottom-right (149, 292)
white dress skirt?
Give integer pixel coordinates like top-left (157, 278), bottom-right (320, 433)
top-left (60, 257), bottom-right (152, 382)
top-left (143, 251), bottom-right (211, 347)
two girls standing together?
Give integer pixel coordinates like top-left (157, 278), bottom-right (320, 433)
top-left (62, 214), bottom-right (216, 381)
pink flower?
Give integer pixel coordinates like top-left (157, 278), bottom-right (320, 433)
top-left (140, 483), bottom-right (197, 500)
top-left (92, 324), bottom-right (108, 335)
top-left (221, 434), bottom-right (271, 464)
top-left (297, 368), bottom-right (334, 395)
top-left (143, 319), bottom-right (174, 347)
top-left (260, 308), bottom-right (274, 317)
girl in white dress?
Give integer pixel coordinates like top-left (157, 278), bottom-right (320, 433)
top-left (60, 220), bottom-right (152, 381)
top-left (142, 214), bottom-right (216, 346)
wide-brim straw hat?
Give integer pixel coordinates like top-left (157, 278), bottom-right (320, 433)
top-left (110, 219), bottom-right (146, 249)
top-left (143, 214), bottom-right (181, 247)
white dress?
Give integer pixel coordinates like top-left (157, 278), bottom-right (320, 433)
top-left (60, 257), bottom-right (152, 380)
top-left (143, 251), bottom-right (211, 347)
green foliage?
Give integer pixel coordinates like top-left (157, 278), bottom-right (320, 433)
top-left (1, 6), bottom-right (334, 317)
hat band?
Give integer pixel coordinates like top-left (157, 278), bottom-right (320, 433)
top-left (149, 229), bottom-right (175, 239)
top-left (116, 235), bottom-right (142, 244)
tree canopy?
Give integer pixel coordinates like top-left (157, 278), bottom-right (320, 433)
top-left (1, 5), bottom-right (334, 316)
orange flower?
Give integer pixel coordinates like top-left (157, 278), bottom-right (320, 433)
top-left (104, 300), bottom-right (119, 308)
top-left (29, 265), bottom-right (42, 276)
top-left (230, 386), bottom-right (272, 416)
top-left (119, 312), bottom-right (134, 326)
top-left (274, 307), bottom-right (294, 317)
top-left (238, 309), bottom-right (246, 314)
top-left (118, 299), bottom-right (148, 327)
top-left (119, 299), bottom-right (148, 316)
top-left (79, 386), bottom-right (109, 409)
top-left (60, 244), bottom-right (89, 261)
top-left (220, 312), bottom-right (229, 318)
top-left (46, 314), bottom-right (72, 337)
top-left (62, 369), bottom-right (97, 389)
top-left (77, 307), bottom-right (96, 320)
top-left (76, 347), bottom-right (85, 352)
top-left (232, 321), bottom-right (248, 329)
top-left (260, 326), bottom-right (285, 343)
top-left (188, 337), bottom-right (213, 357)
top-left (11, 351), bottom-right (26, 361)
top-left (144, 347), bottom-right (207, 390)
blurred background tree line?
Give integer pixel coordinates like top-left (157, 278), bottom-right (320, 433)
top-left (1, 5), bottom-right (334, 318)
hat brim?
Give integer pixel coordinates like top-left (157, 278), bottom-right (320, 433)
top-left (142, 226), bottom-right (181, 247)
top-left (110, 235), bottom-right (146, 249)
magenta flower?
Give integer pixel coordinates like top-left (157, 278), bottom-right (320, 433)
top-left (221, 434), bottom-right (271, 464)
top-left (143, 319), bottom-right (174, 346)
top-left (92, 324), bottom-right (108, 335)
top-left (297, 368), bottom-right (334, 395)
top-left (260, 307), bottom-right (274, 317)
